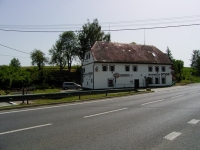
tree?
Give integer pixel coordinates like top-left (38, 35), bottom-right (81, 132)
top-left (30, 49), bottom-right (48, 70)
top-left (165, 47), bottom-right (185, 81)
top-left (9, 58), bottom-right (21, 67)
top-left (60, 31), bottom-right (78, 72)
top-left (190, 50), bottom-right (200, 75)
top-left (0, 65), bottom-right (31, 89)
top-left (173, 60), bottom-right (184, 78)
top-left (130, 42), bottom-right (137, 44)
top-left (77, 19), bottom-right (111, 63)
top-left (49, 39), bottom-right (67, 71)
top-left (166, 47), bottom-right (174, 61)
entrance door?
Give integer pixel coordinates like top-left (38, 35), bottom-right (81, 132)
top-left (134, 79), bottom-right (139, 88)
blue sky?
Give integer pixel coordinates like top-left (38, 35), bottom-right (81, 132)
top-left (0, 0), bottom-right (200, 67)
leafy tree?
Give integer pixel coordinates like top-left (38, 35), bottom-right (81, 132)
top-left (190, 50), bottom-right (200, 75)
top-left (60, 31), bottom-right (78, 72)
top-left (0, 65), bottom-right (12, 89)
top-left (49, 39), bottom-right (67, 71)
top-left (9, 58), bottom-right (21, 67)
top-left (0, 65), bottom-right (31, 89)
top-left (77, 19), bottom-right (111, 63)
top-left (30, 49), bottom-right (48, 70)
top-left (173, 60), bottom-right (184, 78)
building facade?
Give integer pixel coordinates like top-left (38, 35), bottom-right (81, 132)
top-left (82, 42), bottom-right (172, 89)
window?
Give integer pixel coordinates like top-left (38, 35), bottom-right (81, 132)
top-left (148, 66), bottom-right (153, 72)
top-left (109, 65), bottom-right (115, 71)
top-left (108, 79), bottom-right (114, 87)
top-left (155, 66), bottom-right (159, 72)
top-left (162, 77), bottom-right (166, 84)
top-left (91, 79), bottom-right (93, 83)
top-left (85, 53), bottom-right (90, 60)
top-left (161, 66), bottom-right (166, 72)
top-left (83, 68), bottom-right (85, 73)
top-left (125, 65), bottom-right (130, 71)
top-left (148, 77), bottom-right (153, 84)
top-left (133, 65), bottom-right (138, 71)
top-left (155, 77), bottom-right (160, 84)
top-left (102, 65), bottom-right (108, 71)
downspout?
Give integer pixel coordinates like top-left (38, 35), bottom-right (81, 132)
top-left (93, 63), bottom-right (95, 89)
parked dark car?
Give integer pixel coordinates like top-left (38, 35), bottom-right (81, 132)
top-left (62, 82), bottom-right (81, 90)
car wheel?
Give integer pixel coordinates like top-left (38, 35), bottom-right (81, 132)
top-left (65, 87), bottom-right (68, 90)
top-left (76, 87), bottom-right (79, 90)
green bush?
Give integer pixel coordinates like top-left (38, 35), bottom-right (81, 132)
top-left (0, 90), bottom-right (5, 95)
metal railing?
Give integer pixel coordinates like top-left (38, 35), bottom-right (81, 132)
top-left (0, 88), bottom-right (136, 105)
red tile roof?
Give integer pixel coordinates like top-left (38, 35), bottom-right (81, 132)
top-left (91, 41), bottom-right (172, 64)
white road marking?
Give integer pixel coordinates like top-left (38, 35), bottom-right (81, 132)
top-left (171, 95), bottom-right (184, 99)
top-left (141, 99), bottom-right (164, 106)
top-left (0, 123), bottom-right (52, 135)
top-left (164, 132), bottom-right (182, 140)
top-left (84, 108), bottom-right (127, 118)
top-left (188, 119), bottom-right (200, 124)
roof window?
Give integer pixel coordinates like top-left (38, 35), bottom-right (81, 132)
top-left (152, 52), bottom-right (156, 57)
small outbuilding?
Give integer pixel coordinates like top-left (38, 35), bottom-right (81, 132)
top-left (82, 41), bottom-right (173, 89)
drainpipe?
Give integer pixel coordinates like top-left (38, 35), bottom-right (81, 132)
top-left (93, 63), bottom-right (95, 89)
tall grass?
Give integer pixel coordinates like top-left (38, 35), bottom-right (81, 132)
top-left (181, 67), bottom-right (200, 83)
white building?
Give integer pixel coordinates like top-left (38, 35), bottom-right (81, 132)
top-left (82, 41), bottom-right (173, 89)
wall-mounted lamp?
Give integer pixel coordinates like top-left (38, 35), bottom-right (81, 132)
top-left (95, 67), bottom-right (98, 72)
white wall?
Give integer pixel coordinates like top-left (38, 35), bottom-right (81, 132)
top-left (88, 63), bottom-right (172, 89)
top-left (82, 63), bottom-right (94, 89)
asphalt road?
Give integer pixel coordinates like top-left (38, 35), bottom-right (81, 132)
top-left (0, 84), bottom-right (200, 150)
